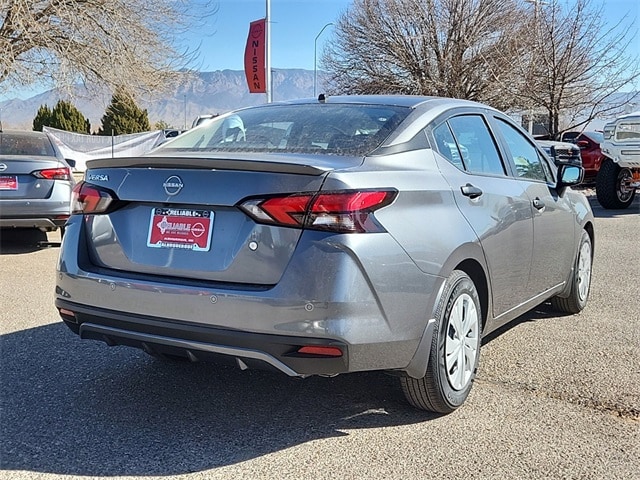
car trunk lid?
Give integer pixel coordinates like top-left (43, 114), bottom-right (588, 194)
top-left (0, 155), bottom-right (65, 199)
top-left (80, 154), bottom-right (350, 285)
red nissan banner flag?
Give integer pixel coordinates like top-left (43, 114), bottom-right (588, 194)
top-left (244, 19), bottom-right (266, 93)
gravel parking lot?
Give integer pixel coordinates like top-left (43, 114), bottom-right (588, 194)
top-left (1, 194), bottom-right (638, 480)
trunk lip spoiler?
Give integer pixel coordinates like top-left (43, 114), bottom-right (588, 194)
top-left (87, 153), bottom-right (364, 176)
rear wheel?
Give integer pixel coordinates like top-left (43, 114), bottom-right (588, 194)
top-left (551, 230), bottom-right (592, 314)
top-left (401, 270), bottom-right (481, 414)
top-left (596, 160), bottom-right (635, 209)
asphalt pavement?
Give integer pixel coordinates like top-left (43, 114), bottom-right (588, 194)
top-left (1, 194), bottom-right (638, 480)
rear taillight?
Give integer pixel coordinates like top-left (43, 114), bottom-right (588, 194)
top-left (239, 189), bottom-right (397, 233)
top-left (72, 181), bottom-right (118, 214)
top-left (32, 167), bottom-right (71, 180)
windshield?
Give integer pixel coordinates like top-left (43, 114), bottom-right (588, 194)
top-left (615, 122), bottom-right (640, 142)
top-left (158, 103), bottom-right (411, 156)
top-left (0, 132), bottom-right (56, 156)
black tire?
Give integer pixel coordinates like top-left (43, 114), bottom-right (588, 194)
top-left (596, 160), bottom-right (635, 209)
top-left (551, 230), bottom-right (592, 314)
top-left (401, 270), bottom-right (482, 414)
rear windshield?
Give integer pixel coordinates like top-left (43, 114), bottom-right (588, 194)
top-left (158, 104), bottom-right (411, 156)
top-left (0, 132), bottom-right (56, 156)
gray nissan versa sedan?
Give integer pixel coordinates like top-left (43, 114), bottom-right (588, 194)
top-left (0, 130), bottom-right (75, 235)
top-left (56, 95), bottom-right (594, 413)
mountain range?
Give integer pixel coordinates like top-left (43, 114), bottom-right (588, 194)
top-left (2, 70), bottom-right (637, 133)
top-left (0, 69), bottom-right (319, 132)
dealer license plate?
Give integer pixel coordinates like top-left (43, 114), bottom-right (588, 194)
top-left (147, 208), bottom-right (214, 251)
top-left (0, 175), bottom-right (18, 190)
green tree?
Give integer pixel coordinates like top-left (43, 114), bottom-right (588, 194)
top-left (99, 91), bottom-right (150, 135)
top-left (33, 105), bottom-right (52, 131)
top-left (32, 100), bottom-right (90, 133)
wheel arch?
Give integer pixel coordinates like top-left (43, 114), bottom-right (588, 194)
top-left (454, 258), bottom-right (490, 333)
top-left (583, 221), bottom-right (595, 256)
top-left (402, 247), bottom-right (491, 380)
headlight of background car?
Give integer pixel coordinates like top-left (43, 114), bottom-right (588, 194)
top-left (603, 124), bottom-right (615, 140)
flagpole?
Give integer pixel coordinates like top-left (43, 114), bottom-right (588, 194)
top-left (265, 0), bottom-right (272, 103)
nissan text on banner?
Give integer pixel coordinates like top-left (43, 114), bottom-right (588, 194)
top-left (244, 19), bottom-right (266, 93)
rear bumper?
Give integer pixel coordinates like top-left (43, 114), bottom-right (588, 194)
top-left (0, 216), bottom-right (67, 229)
top-left (56, 298), bottom-right (348, 376)
top-left (56, 217), bottom-right (442, 375)
top-left (0, 197), bottom-right (71, 229)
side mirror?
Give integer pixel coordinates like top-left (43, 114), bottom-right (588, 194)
top-left (65, 159), bottom-right (77, 168)
top-left (556, 164), bottom-right (584, 194)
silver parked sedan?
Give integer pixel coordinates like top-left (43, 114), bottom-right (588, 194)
top-left (56, 96), bottom-right (594, 413)
top-left (0, 129), bottom-right (75, 235)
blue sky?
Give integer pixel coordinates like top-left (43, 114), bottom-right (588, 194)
top-left (191, 0), bottom-right (639, 71)
top-left (1, 0), bottom-right (638, 100)
top-left (194, 0), bottom-right (350, 71)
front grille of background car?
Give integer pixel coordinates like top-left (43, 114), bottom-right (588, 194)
top-left (552, 147), bottom-right (582, 165)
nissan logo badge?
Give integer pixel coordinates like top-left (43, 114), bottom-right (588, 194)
top-left (163, 175), bottom-right (184, 196)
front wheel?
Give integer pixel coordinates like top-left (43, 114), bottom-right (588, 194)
top-left (596, 160), bottom-right (635, 209)
top-left (401, 270), bottom-right (482, 414)
top-left (551, 230), bottom-right (592, 314)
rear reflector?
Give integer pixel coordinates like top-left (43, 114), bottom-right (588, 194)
top-left (297, 346), bottom-right (343, 357)
top-left (59, 308), bottom-right (75, 317)
top-left (239, 189), bottom-right (397, 233)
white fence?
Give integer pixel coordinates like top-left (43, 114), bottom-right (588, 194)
top-left (44, 127), bottom-right (165, 172)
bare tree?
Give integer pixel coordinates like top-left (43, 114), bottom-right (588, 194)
top-left (322, 0), bottom-right (529, 110)
top-left (503, 0), bottom-right (640, 136)
top-left (0, 0), bottom-right (217, 97)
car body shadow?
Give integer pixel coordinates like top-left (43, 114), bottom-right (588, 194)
top-left (482, 301), bottom-right (564, 345)
top-left (0, 228), bottom-right (60, 254)
top-left (587, 194), bottom-right (640, 218)
top-left (0, 323), bottom-right (435, 477)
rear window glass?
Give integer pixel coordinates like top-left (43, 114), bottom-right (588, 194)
top-left (0, 132), bottom-right (56, 156)
top-left (158, 104), bottom-right (411, 156)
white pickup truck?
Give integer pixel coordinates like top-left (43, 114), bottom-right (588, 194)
top-left (597, 111), bottom-right (640, 209)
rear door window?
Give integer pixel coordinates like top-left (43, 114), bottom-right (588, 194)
top-left (434, 115), bottom-right (506, 176)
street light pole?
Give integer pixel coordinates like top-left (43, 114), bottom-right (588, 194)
top-left (314, 23), bottom-right (334, 97)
